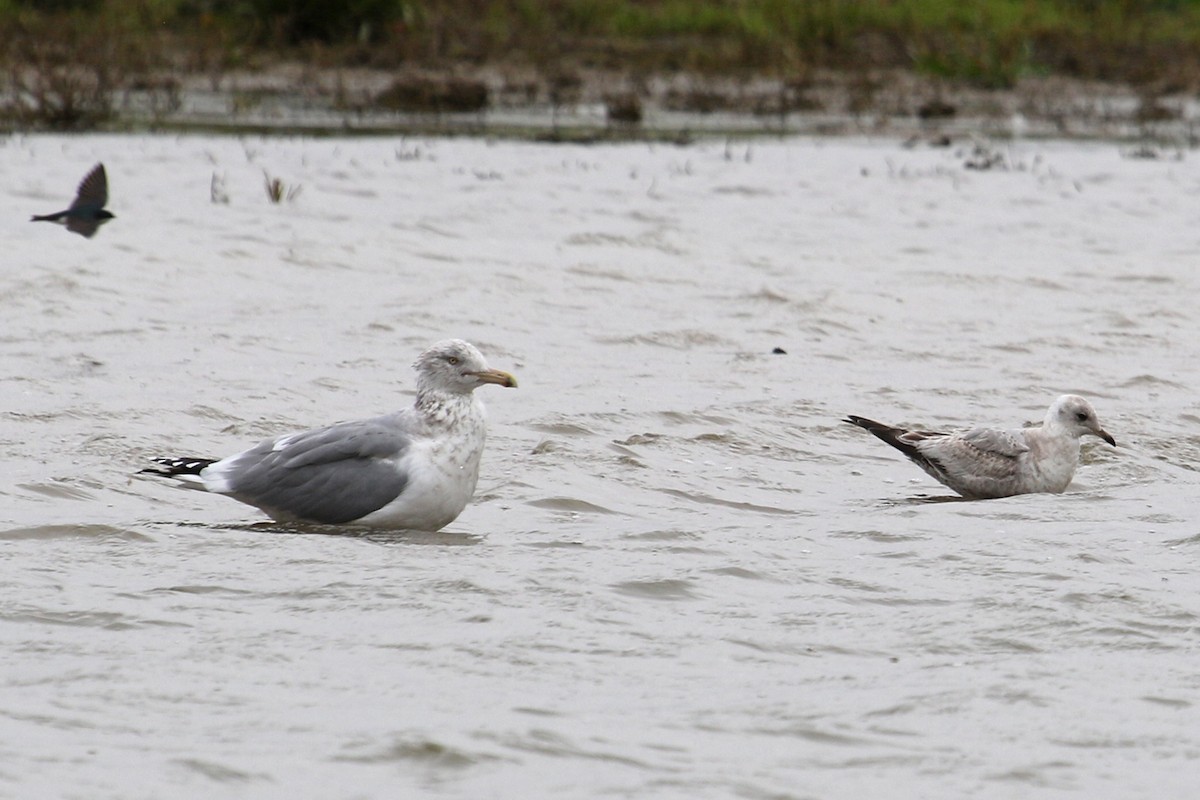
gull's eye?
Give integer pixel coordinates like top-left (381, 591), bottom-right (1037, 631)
top-left (446, 356), bottom-right (460, 366)
top-left (1075, 411), bottom-right (1089, 422)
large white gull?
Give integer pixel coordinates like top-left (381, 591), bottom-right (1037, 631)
top-left (143, 339), bottom-right (516, 529)
top-left (846, 394), bottom-right (1116, 499)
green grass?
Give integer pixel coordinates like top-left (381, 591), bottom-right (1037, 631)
top-left (7, 0), bottom-right (1200, 106)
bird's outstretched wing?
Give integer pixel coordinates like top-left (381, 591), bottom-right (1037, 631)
top-left (71, 163), bottom-right (108, 209)
top-left (66, 216), bottom-right (102, 238)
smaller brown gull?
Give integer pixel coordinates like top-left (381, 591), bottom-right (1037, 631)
top-left (143, 340), bottom-right (516, 529)
top-left (846, 394), bottom-right (1115, 499)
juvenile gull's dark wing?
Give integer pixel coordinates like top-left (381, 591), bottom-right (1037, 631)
top-left (910, 426), bottom-right (1029, 497)
top-left (845, 415), bottom-right (1030, 498)
top-left (845, 415), bottom-right (950, 465)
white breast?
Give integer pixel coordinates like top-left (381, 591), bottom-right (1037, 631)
top-left (356, 404), bottom-right (488, 530)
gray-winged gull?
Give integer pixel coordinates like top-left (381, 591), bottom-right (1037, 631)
top-left (845, 394), bottom-right (1115, 499)
top-left (143, 339), bottom-right (517, 529)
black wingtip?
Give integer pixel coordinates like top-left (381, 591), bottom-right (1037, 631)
top-left (844, 414), bottom-right (887, 432)
top-left (141, 457), bottom-right (217, 477)
top-left (844, 415), bottom-right (928, 460)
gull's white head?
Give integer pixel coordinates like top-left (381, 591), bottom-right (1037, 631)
top-left (1046, 394), bottom-right (1115, 446)
top-left (413, 339), bottom-right (517, 395)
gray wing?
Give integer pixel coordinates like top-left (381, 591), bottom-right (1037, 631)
top-left (914, 426), bottom-right (1030, 498)
top-left (72, 164), bottom-right (107, 209)
top-left (959, 427), bottom-right (1029, 457)
top-left (214, 414), bottom-right (413, 524)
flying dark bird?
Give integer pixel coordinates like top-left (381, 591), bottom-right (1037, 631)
top-left (846, 395), bottom-right (1116, 499)
top-left (31, 163), bottom-right (114, 238)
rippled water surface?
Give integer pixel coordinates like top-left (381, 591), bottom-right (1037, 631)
top-left (2, 134), bottom-right (1198, 798)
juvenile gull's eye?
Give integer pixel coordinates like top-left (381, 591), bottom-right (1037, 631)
top-left (1075, 411), bottom-right (1088, 422)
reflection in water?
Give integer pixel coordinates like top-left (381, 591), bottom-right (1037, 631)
top-left (885, 494), bottom-right (973, 506)
top-left (0, 524), bottom-right (153, 541)
top-left (229, 521), bottom-right (485, 546)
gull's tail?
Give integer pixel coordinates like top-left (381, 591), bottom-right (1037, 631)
top-left (141, 457), bottom-right (218, 477)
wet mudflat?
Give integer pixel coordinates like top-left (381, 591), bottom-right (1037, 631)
top-left (1, 133), bottom-right (1197, 798)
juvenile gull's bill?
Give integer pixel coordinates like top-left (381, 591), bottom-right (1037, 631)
top-left (142, 340), bottom-right (517, 530)
top-left (31, 163), bottom-right (115, 238)
top-left (845, 394), bottom-right (1116, 499)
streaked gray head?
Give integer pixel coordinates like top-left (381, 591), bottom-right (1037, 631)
top-left (1047, 394), bottom-right (1116, 446)
top-left (413, 339), bottom-right (517, 395)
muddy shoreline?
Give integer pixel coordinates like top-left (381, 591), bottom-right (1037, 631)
top-left (99, 65), bottom-right (1200, 143)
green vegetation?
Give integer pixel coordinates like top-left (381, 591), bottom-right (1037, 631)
top-left (6, 1), bottom-right (1200, 128)
top-left (5, 0), bottom-right (1200, 80)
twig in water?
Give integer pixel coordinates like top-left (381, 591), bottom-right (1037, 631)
top-left (263, 171), bottom-right (302, 204)
top-left (210, 171), bottom-right (229, 204)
